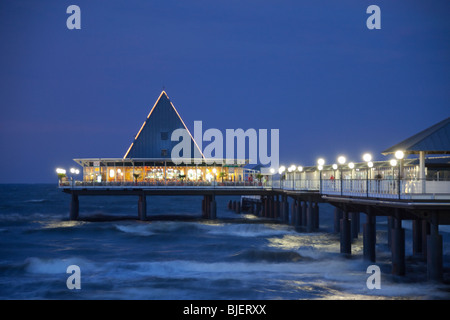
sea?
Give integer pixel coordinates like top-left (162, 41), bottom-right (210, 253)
top-left (0, 184), bottom-right (449, 300)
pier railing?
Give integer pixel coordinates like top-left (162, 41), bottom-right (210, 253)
top-left (276, 178), bottom-right (450, 199)
top-left (58, 180), bottom-right (268, 188)
top-left (59, 178), bottom-right (450, 199)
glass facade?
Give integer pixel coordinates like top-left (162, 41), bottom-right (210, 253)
top-left (79, 159), bottom-right (245, 184)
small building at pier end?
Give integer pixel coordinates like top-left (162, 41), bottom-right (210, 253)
top-left (66, 91), bottom-right (253, 186)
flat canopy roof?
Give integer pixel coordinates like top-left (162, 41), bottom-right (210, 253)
top-left (73, 158), bottom-right (249, 167)
top-left (382, 117), bottom-right (450, 155)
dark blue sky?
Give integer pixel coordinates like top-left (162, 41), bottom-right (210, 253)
top-left (1, 0), bottom-right (449, 183)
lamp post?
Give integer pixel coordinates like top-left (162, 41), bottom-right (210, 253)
top-left (212, 168), bottom-right (217, 187)
top-left (70, 168), bottom-right (80, 188)
top-left (317, 158), bottom-right (325, 193)
top-left (338, 156), bottom-right (346, 195)
top-left (362, 153), bottom-right (373, 197)
top-left (297, 166), bottom-right (303, 190)
top-left (348, 162), bottom-right (354, 192)
top-left (56, 168), bottom-right (67, 186)
top-left (269, 168), bottom-right (275, 188)
top-left (390, 159), bottom-right (398, 196)
top-left (367, 161), bottom-right (373, 197)
top-left (278, 166), bottom-right (286, 189)
top-left (394, 150), bottom-right (404, 199)
top-left (332, 164), bottom-right (338, 192)
top-left (288, 165), bottom-right (296, 189)
top-left (318, 164), bottom-right (323, 193)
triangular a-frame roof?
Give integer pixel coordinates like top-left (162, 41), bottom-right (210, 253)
top-left (124, 91), bottom-right (204, 159)
top-left (382, 117), bottom-right (450, 155)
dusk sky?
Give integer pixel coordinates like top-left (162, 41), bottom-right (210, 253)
top-left (1, 0), bottom-right (449, 183)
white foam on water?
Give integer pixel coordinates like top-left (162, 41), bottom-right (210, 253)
top-left (114, 224), bottom-right (155, 236)
top-left (202, 222), bottom-right (295, 238)
top-left (25, 257), bottom-right (96, 274)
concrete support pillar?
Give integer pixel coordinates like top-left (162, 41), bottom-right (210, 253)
top-left (270, 196), bottom-right (275, 219)
top-left (295, 201), bottom-right (302, 228)
top-left (340, 209), bottom-right (351, 254)
top-left (283, 199), bottom-right (289, 223)
top-left (422, 220), bottom-right (430, 259)
top-left (391, 215), bottom-right (405, 276)
top-left (350, 212), bottom-right (359, 239)
top-left (314, 202), bottom-right (319, 230)
top-left (334, 207), bottom-right (342, 233)
top-left (138, 194), bottom-right (147, 221)
top-left (69, 193), bottom-right (79, 221)
top-left (256, 202), bottom-right (261, 217)
top-left (301, 201), bottom-right (307, 226)
top-left (412, 219), bottom-right (423, 256)
top-left (307, 200), bottom-right (314, 232)
top-left (210, 195), bottom-right (217, 220)
top-left (202, 195), bottom-right (208, 218)
top-left (275, 196), bottom-right (280, 219)
top-left (263, 197), bottom-right (268, 217)
top-left (363, 209), bottom-right (376, 262)
top-left (387, 216), bottom-right (394, 249)
top-left (291, 200), bottom-right (296, 226)
top-left (210, 200), bottom-right (217, 219)
top-left (427, 213), bottom-right (443, 282)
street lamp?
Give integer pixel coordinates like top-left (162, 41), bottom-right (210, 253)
top-left (56, 168), bottom-right (66, 185)
top-left (337, 156), bottom-right (346, 195)
top-left (317, 158), bottom-right (325, 193)
top-left (291, 165), bottom-right (297, 187)
top-left (69, 168), bottom-right (80, 188)
top-left (297, 166), bottom-right (303, 189)
top-left (363, 153), bottom-right (372, 163)
top-left (278, 166), bottom-right (286, 188)
top-left (56, 168), bottom-right (66, 175)
top-left (394, 150), bottom-right (404, 198)
top-left (362, 153), bottom-right (373, 180)
top-left (390, 159), bottom-right (398, 196)
top-left (362, 153), bottom-right (373, 197)
top-left (332, 163), bottom-right (338, 179)
top-left (394, 150), bottom-right (404, 161)
top-left (348, 162), bottom-right (354, 181)
top-left (269, 168), bottom-right (275, 188)
top-left (366, 161), bottom-right (374, 196)
top-left (318, 164), bottom-right (323, 193)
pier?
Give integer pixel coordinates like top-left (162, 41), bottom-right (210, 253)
top-left (57, 92), bottom-right (450, 282)
top-left (60, 169), bottom-right (450, 282)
